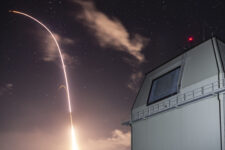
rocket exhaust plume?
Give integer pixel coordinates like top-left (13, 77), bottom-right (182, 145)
top-left (10, 10), bottom-right (79, 150)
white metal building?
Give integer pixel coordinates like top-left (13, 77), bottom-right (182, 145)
top-left (126, 37), bottom-right (225, 150)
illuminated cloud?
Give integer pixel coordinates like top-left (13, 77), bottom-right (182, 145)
top-left (39, 32), bottom-right (75, 65)
top-left (128, 71), bottom-right (144, 92)
top-left (82, 129), bottom-right (130, 150)
top-left (0, 129), bottom-right (130, 150)
top-left (0, 83), bottom-right (13, 96)
top-left (75, 0), bottom-right (149, 63)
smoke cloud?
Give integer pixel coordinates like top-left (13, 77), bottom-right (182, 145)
top-left (40, 33), bottom-right (75, 65)
top-left (0, 129), bottom-right (130, 150)
top-left (75, 0), bottom-right (148, 63)
top-left (127, 71), bottom-right (144, 92)
top-left (81, 129), bottom-right (131, 150)
top-left (0, 83), bottom-right (13, 96)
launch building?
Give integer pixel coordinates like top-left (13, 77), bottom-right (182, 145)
top-left (126, 37), bottom-right (225, 150)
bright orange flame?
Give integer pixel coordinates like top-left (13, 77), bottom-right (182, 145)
top-left (71, 126), bottom-right (79, 150)
top-left (10, 10), bottom-right (78, 150)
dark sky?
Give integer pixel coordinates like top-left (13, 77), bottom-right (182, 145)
top-left (1, 0), bottom-right (225, 150)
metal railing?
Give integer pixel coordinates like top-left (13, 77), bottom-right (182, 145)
top-left (123, 78), bottom-right (225, 126)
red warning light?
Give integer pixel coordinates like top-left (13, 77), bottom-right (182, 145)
top-left (188, 36), bottom-right (194, 42)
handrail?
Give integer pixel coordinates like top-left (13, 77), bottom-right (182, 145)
top-left (123, 78), bottom-right (225, 126)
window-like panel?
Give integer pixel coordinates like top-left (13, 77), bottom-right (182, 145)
top-left (147, 67), bottom-right (181, 105)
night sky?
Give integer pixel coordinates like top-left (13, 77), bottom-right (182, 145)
top-left (1, 0), bottom-right (225, 150)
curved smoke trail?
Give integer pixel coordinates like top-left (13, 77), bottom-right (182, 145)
top-left (10, 10), bottom-right (78, 150)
